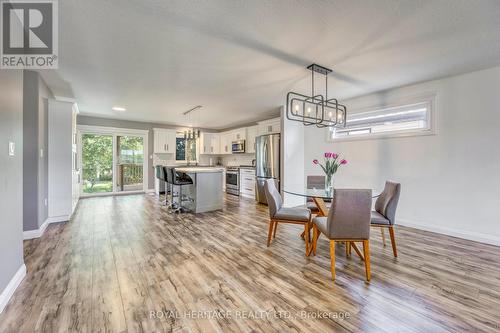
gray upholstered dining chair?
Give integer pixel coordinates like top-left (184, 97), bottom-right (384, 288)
top-left (306, 175), bottom-right (332, 214)
top-left (264, 179), bottom-right (312, 255)
top-left (371, 181), bottom-right (401, 257)
top-left (311, 189), bottom-right (373, 281)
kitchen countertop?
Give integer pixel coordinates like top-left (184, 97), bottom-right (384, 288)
top-left (175, 167), bottom-right (224, 173)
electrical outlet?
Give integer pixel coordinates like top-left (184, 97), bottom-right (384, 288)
top-left (8, 141), bottom-right (15, 156)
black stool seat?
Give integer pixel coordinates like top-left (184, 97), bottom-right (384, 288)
top-left (174, 172), bottom-right (193, 185)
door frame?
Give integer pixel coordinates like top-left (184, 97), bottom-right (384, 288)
top-left (77, 125), bottom-right (149, 197)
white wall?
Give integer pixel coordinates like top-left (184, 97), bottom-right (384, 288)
top-left (0, 70), bottom-right (25, 313)
top-left (282, 108), bottom-right (305, 207)
top-left (48, 100), bottom-right (74, 221)
top-left (304, 66), bottom-right (500, 245)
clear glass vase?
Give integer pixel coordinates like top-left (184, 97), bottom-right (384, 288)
top-left (325, 173), bottom-right (334, 196)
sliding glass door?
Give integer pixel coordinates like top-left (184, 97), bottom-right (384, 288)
top-left (78, 127), bottom-right (148, 196)
top-left (81, 134), bottom-right (113, 194)
top-left (116, 135), bottom-right (144, 192)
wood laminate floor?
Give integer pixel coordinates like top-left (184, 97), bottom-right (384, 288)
top-left (1, 194), bottom-right (499, 332)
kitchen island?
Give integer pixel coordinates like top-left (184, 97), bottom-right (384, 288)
top-left (174, 167), bottom-right (224, 213)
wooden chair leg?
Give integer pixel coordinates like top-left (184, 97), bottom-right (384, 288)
top-left (273, 221), bottom-right (278, 239)
top-left (345, 241), bottom-right (351, 257)
top-left (267, 220), bottom-right (274, 247)
top-left (312, 224), bottom-right (320, 256)
top-left (388, 226), bottom-right (397, 257)
top-left (351, 242), bottom-right (364, 261)
top-left (329, 240), bottom-right (336, 280)
top-left (381, 228), bottom-right (386, 247)
top-left (363, 240), bottom-right (371, 281)
top-left (304, 224), bottom-right (310, 256)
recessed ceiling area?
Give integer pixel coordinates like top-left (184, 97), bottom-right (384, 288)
top-left (51, 0), bottom-right (500, 130)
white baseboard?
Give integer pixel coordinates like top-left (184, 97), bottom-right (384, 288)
top-left (46, 215), bottom-right (70, 224)
top-left (22, 219), bottom-right (49, 240)
top-left (398, 219), bottom-right (500, 247)
top-left (0, 264), bottom-right (26, 314)
top-left (23, 215), bottom-right (69, 240)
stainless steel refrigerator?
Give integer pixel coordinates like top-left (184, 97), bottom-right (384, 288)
top-left (255, 134), bottom-right (280, 204)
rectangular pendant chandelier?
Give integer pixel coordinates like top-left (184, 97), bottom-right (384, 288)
top-left (286, 64), bottom-right (347, 128)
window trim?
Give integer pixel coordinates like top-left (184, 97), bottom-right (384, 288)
top-left (174, 131), bottom-right (199, 164)
top-left (326, 93), bottom-right (437, 142)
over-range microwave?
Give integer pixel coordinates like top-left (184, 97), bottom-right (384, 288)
top-left (231, 140), bottom-right (245, 154)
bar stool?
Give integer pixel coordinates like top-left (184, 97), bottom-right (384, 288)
top-left (167, 168), bottom-right (193, 213)
top-left (155, 166), bottom-right (167, 205)
top-left (164, 167), bottom-right (175, 210)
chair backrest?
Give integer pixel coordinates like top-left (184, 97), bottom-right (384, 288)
top-left (375, 181), bottom-right (401, 225)
top-left (306, 175), bottom-right (332, 203)
top-left (164, 167), bottom-right (174, 184)
top-left (326, 189), bottom-right (372, 240)
top-left (264, 179), bottom-right (282, 219)
top-left (307, 175), bottom-right (325, 189)
top-left (156, 165), bottom-right (165, 181)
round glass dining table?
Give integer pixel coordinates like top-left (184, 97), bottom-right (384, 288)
top-left (284, 186), bottom-right (380, 217)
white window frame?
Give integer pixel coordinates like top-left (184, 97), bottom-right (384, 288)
top-left (327, 93), bottom-right (437, 142)
top-left (77, 125), bottom-right (149, 197)
top-left (174, 131), bottom-right (199, 164)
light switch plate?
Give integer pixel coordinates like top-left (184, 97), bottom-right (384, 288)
top-left (8, 141), bottom-right (15, 156)
top-left (40, 148), bottom-right (44, 158)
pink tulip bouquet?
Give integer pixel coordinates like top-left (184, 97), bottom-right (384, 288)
top-left (313, 152), bottom-right (348, 192)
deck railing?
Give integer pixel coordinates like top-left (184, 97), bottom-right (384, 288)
top-left (118, 164), bottom-right (143, 190)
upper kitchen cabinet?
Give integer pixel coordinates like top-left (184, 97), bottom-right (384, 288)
top-left (153, 128), bottom-right (176, 153)
top-left (258, 118), bottom-right (281, 135)
top-left (245, 125), bottom-right (259, 153)
top-left (200, 132), bottom-right (220, 155)
top-left (219, 132), bottom-right (232, 154)
top-left (232, 128), bottom-right (246, 141)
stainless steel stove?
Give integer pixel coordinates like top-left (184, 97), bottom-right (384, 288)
top-left (226, 167), bottom-right (239, 196)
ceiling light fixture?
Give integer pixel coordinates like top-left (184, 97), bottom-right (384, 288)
top-left (286, 64), bottom-right (347, 128)
top-left (112, 106), bottom-right (126, 112)
top-left (183, 105), bottom-right (202, 140)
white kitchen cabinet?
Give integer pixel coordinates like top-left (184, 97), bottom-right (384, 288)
top-left (219, 132), bottom-right (232, 154)
top-left (154, 128), bottom-right (176, 153)
top-left (200, 132), bottom-right (220, 155)
top-left (245, 125), bottom-right (259, 153)
top-left (232, 128), bottom-right (246, 141)
top-left (210, 134), bottom-right (220, 154)
top-left (200, 132), bottom-right (211, 154)
top-left (239, 168), bottom-right (256, 199)
top-left (258, 118), bottom-right (281, 135)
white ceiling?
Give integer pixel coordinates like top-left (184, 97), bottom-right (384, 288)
top-left (50, 0), bottom-right (500, 129)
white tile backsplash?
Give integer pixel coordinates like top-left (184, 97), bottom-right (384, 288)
top-left (222, 154), bottom-right (255, 167)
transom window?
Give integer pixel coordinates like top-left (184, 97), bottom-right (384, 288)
top-left (329, 97), bottom-right (435, 141)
